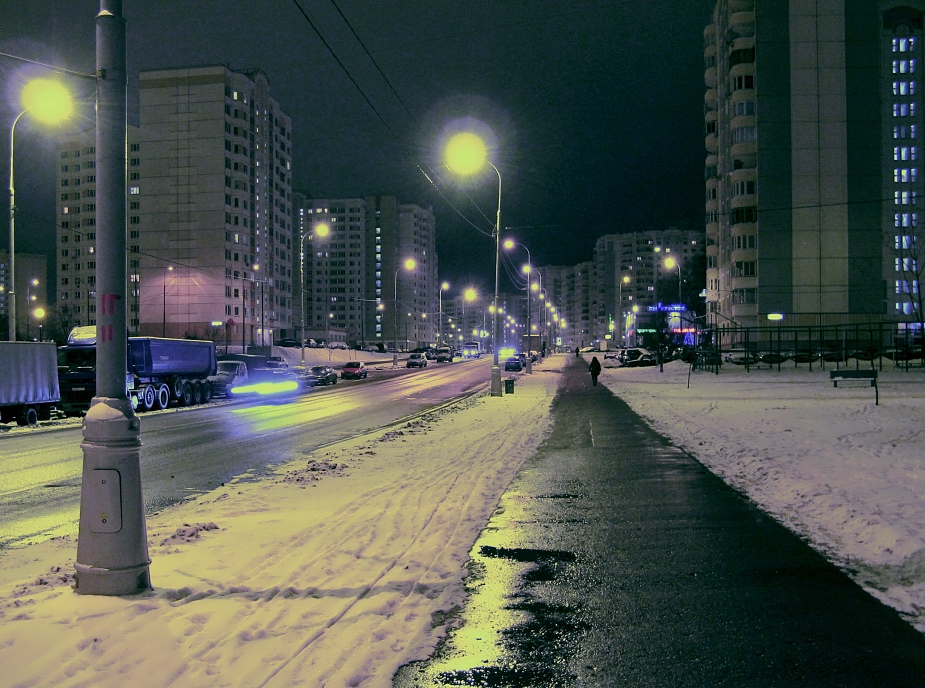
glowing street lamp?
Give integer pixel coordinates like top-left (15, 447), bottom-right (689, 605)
top-left (446, 132), bottom-right (503, 396)
top-left (393, 258), bottom-right (416, 365)
top-left (439, 281), bottom-right (450, 346)
top-left (299, 222), bottom-right (330, 362)
top-left (9, 79), bottom-right (73, 341)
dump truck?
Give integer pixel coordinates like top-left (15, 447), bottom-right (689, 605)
top-left (0, 341), bottom-right (61, 426)
top-left (59, 326), bottom-right (217, 414)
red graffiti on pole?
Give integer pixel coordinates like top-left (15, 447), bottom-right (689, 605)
top-left (101, 293), bottom-right (122, 315)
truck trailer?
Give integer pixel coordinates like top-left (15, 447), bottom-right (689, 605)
top-left (0, 341), bottom-right (61, 426)
top-left (59, 327), bottom-right (217, 414)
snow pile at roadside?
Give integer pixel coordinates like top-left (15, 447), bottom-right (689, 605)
top-left (0, 361), bottom-right (563, 687)
top-left (599, 359), bottom-right (925, 631)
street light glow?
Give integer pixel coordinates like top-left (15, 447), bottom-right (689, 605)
top-left (314, 222), bottom-right (330, 238)
top-left (445, 132), bottom-right (487, 175)
top-left (21, 79), bottom-right (73, 123)
top-left (403, 257), bottom-right (417, 271)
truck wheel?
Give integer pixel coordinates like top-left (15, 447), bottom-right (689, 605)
top-left (180, 383), bottom-right (193, 407)
top-left (192, 382), bottom-right (203, 405)
top-left (201, 381), bottom-right (213, 403)
top-left (17, 406), bottom-right (39, 427)
top-left (155, 384), bottom-right (170, 410)
top-left (141, 385), bottom-right (156, 411)
top-left (171, 376), bottom-right (185, 400)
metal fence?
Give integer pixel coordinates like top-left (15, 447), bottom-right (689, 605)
top-left (693, 322), bottom-right (925, 372)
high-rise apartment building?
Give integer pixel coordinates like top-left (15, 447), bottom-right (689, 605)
top-left (292, 195), bottom-right (438, 349)
top-left (56, 66), bottom-right (294, 344)
top-left (703, 1), bottom-right (907, 330)
top-left (136, 66), bottom-right (294, 343)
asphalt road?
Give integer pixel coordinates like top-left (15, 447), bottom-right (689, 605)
top-left (0, 358), bottom-right (490, 549)
top-left (395, 357), bottom-right (925, 687)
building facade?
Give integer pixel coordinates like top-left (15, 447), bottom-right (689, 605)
top-left (293, 195), bottom-right (438, 349)
top-left (56, 66), bottom-right (295, 345)
top-left (704, 1), bottom-right (892, 330)
top-left (135, 66), bottom-right (294, 344)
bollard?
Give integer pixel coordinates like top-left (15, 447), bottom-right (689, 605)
top-left (75, 397), bottom-right (151, 595)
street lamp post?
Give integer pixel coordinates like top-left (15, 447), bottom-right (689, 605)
top-left (439, 282), bottom-right (449, 346)
top-left (617, 274), bottom-right (630, 348)
top-left (8, 79), bottom-right (73, 341)
top-left (162, 266), bottom-right (173, 337)
top-left (25, 278), bottom-right (39, 340)
top-left (299, 222), bottom-right (329, 363)
top-left (503, 238), bottom-right (534, 372)
top-left (34, 306), bottom-right (45, 342)
top-left (76, 0), bottom-right (152, 596)
top-left (393, 258), bottom-right (416, 367)
top-left (445, 132), bottom-right (503, 396)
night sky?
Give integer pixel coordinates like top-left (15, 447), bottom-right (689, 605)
top-left (2, 0), bottom-right (715, 300)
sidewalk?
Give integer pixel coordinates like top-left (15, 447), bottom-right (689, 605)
top-left (396, 357), bottom-right (925, 686)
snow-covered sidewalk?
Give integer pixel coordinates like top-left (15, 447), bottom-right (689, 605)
top-left (0, 360), bottom-right (563, 688)
top-left (599, 358), bottom-right (925, 633)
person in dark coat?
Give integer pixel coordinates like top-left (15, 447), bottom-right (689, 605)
top-left (589, 356), bottom-right (602, 386)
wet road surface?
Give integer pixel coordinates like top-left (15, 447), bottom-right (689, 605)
top-left (394, 357), bottom-right (925, 686)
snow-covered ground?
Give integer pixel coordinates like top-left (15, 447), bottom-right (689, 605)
top-left (2, 353), bottom-right (925, 687)
top-left (0, 357), bottom-right (563, 687)
top-left (598, 357), bottom-right (925, 633)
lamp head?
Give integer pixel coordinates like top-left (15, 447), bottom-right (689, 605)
top-left (403, 258), bottom-right (416, 271)
top-left (314, 222), bottom-right (330, 238)
top-left (21, 79), bottom-right (73, 124)
top-left (445, 132), bottom-right (487, 175)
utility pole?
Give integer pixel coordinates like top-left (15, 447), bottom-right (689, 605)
top-left (75, 0), bottom-right (150, 595)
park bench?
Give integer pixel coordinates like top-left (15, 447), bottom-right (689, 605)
top-left (830, 369), bottom-right (878, 405)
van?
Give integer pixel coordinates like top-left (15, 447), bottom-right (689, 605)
top-left (436, 346), bottom-right (454, 362)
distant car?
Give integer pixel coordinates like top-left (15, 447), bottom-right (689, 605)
top-left (326, 341), bottom-right (349, 350)
top-left (302, 365), bottom-right (338, 386)
top-left (265, 355), bottom-right (288, 368)
top-left (341, 361), bottom-right (368, 379)
top-left (364, 345), bottom-right (381, 353)
top-left (424, 350), bottom-right (436, 360)
top-left (504, 356), bottom-right (523, 372)
top-left (274, 338), bottom-right (300, 348)
top-left (406, 353), bottom-right (428, 368)
top-left (435, 346), bottom-right (454, 362)
top-left (759, 352), bottom-right (789, 365)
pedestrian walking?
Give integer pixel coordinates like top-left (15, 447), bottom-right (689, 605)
top-left (589, 356), bottom-right (601, 386)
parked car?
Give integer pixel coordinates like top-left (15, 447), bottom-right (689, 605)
top-left (364, 345), bottom-right (381, 353)
top-left (759, 352), bottom-right (789, 365)
top-left (424, 350), bottom-right (437, 360)
top-left (504, 356), bottom-right (524, 372)
top-left (274, 338), bottom-right (301, 348)
top-left (326, 341), bottom-right (349, 350)
top-left (265, 355), bottom-right (288, 368)
top-left (207, 360), bottom-right (249, 397)
top-left (341, 361), bottom-right (368, 379)
top-left (302, 365), bottom-right (338, 386)
top-left (623, 348), bottom-right (658, 367)
top-left (406, 353), bottom-right (428, 368)
top-left (621, 347), bottom-right (653, 366)
top-left (723, 349), bottom-right (759, 366)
